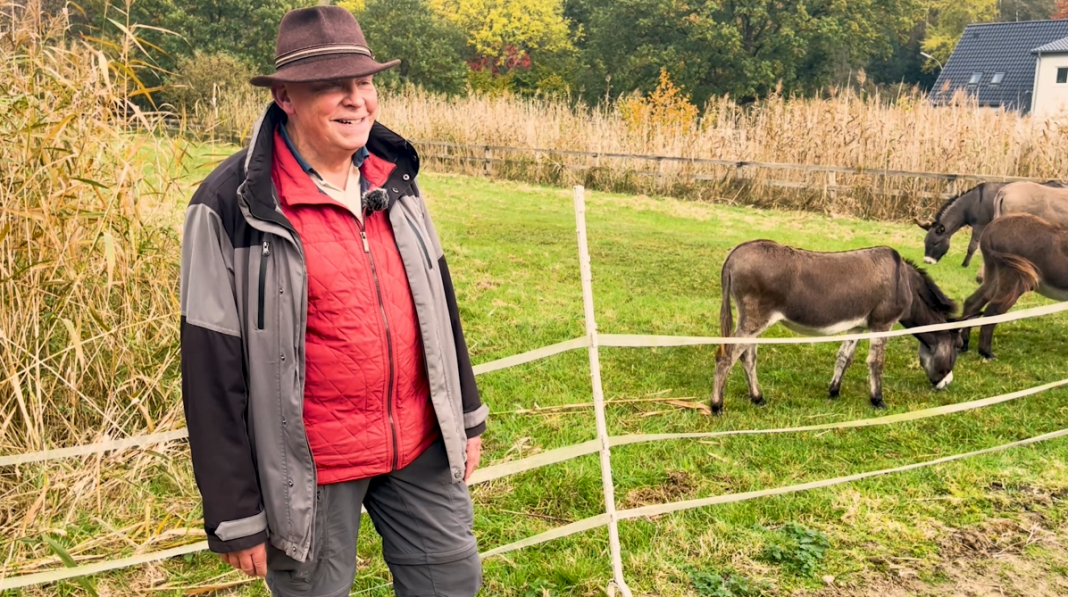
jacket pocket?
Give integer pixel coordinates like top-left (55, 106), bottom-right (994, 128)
top-left (257, 240), bottom-right (270, 330)
top-left (405, 215), bottom-right (434, 270)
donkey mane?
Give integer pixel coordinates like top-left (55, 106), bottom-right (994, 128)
top-left (903, 258), bottom-right (958, 316)
top-left (932, 184), bottom-right (978, 224)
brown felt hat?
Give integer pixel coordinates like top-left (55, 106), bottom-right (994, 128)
top-left (249, 6), bottom-right (400, 87)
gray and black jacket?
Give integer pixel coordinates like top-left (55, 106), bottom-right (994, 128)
top-left (179, 103), bottom-right (488, 561)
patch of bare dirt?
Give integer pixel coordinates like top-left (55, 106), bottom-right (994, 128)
top-left (623, 471), bottom-right (696, 508)
top-left (805, 514), bottom-right (1068, 597)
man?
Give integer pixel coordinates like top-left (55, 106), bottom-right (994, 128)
top-left (179, 6), bottom-right (487, 597)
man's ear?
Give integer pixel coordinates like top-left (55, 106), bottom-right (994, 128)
top-left (272, 84), bottom-right (296, 116)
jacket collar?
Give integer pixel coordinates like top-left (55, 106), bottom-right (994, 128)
top-left (241, 102), bottom-right (420, 227)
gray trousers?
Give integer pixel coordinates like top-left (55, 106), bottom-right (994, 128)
top-left (265, 436), bottom-right (482, 597)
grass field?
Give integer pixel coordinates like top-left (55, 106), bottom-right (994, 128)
top-left (8, 171), bottom-right (1068, 597)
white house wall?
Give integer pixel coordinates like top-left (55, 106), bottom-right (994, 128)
top-left (1032, 53), bottom-right (1068, 118)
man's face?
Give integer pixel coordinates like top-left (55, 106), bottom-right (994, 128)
top-left (273, 76), bottom-right (378, 155)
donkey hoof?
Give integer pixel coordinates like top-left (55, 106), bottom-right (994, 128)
top-left (828, 386), bottom-right (840, 399)
top-left (870, 395), bottom-right (887, 410)
top-left (711, 404), bottom-right (724, 416)
top-left (750, 394), bottom-right (766, 407)
top-left (980, 351), bottom-right (996, 361)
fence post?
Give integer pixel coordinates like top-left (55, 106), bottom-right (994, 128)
top-left (573, 186), bottom-right (634, 597)
top-left (484, 145), bottom-right (493, 178)
top-left (734, 162), bottom-right (748, 183)
top-left (827, 171), bottom-right (838, 203)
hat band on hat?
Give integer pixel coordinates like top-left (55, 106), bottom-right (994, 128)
top-left (275, 44), bottom-right (373, 68)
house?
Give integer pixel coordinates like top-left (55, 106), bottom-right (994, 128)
top-left (929, 20), bottom-right (1068, 116)
top-left (1031, 36), bottom-right (1068, 117)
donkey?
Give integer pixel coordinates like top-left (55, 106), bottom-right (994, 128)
top-left (958, 214), bottom-right (1068, 360)
top-left (710, 240), bottom-right (960, 415)
top-left (916, 180), bottom-right (1065, 268)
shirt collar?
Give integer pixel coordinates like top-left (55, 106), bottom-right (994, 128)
top-left (278, 121), bottom-right (370, 178)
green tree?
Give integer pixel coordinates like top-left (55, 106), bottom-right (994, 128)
top-left (921, 0), bottom-right (998, 68)
top-left (428, 0), bottom-right (579, 96)
top-left (72, 0), bottom-right (307, 73)
top-left (343, 0), bottom-right (470, 95)
top-left (997, 0), bottom-right (1056, 21)
top-left (428, 0), bottom-right (574, 66)
top-left (571, 0), bottom-right (923, 106)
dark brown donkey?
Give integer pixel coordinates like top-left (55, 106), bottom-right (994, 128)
top-left (958, 214), bottom-right (1068, 359)
top-left (711, 240), bottom-right (960, 415)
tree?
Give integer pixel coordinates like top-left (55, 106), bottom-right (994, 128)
top-left (72, 0), bottom-right (306, 73)
top-left (921, 0), bottom-right (998, 68)
top-left (996, 0), bottom-right (1056, 21)
top-left (1054, 0), bottom-right (1068, 18)
top-left (571, 0), bottom-right (923, 107)
top-left (865, 21), bottom-right (939, 91)
top-left (428, 0), bottom-right (574, 69)
top-left (342, 0), bottom-right (470, 95)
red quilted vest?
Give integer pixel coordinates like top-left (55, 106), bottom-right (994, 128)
top-left (271, 129), bottom-right (438, 485)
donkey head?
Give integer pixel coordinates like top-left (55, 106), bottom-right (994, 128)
top-left (916, 218), bottom-right (952, 264)
top-left (906, 261), bottom-right (960, 389)
top-left (916, 184), bottom-right (980, 264)
top-left (917, 331), bottom-right (959, 390)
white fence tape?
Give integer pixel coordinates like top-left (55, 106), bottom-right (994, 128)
top-left (600, 300), bottom-right (1068, 347)
top-left (4, 183), bottom-right (1067, 590)
top-left (5, 300), bottom-right (1066, 468)
top-left (0, 542), bottom-right (208, 591)
top-left (0, 339), bottom-right (587, 467)
top-left (471, 338), bottom-right (587, 376)
top-left (481, 427), bottom-right (1068, 557)
top-left (0, 430), bottom-right (190, 467)
top-left (3, 377), bottom-right (1064, 590)
top-left (472, 377), bottom-right (1068, 485)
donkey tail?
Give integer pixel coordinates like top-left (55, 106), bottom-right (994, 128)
top-left (718, 262), bottom-right (734, 357)
top-left (991, 251), bottom-right (1040, 296)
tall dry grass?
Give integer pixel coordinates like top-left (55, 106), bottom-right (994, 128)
top-left (205, 78), bottom-right (1068, 220)
top-left (0, 2), bottom-right (208, 578)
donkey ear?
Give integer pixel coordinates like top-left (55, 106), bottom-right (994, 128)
top-left (914, 217), bottom-right (933, 231)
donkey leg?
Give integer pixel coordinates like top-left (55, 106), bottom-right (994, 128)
top-left (741, 344), bottom-right (764, 406)
top-left (711, 343), bottom-right (747, 416)
top-left (711, 313), bottom-right (770, 415)
top-left (828, 339), bottom-right (859, 399)
top-left (866, 336), bottom-right (889, 409)
top-left (959, 275), bottom-right (995, 353)
top-left (978, 294), bottom-right (1020, 361)
top-left (963, 225), bottom-right (982, 268)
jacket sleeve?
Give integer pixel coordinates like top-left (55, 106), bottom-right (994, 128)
top-left (180, 192), bottom-right (268, 553)
top-left (414, 183), bottom-right (488, 438)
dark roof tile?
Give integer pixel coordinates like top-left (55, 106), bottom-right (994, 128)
top-left (929, 20), bottom-right (1068, 112)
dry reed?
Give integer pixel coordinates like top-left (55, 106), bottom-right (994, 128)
top-left (0, 3), bottom-right (205, 582)
top-left (203, 79), bottom-right (1068, 220)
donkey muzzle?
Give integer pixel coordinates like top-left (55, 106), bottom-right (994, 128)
top-left (935, 371), bottom-right (953, 390)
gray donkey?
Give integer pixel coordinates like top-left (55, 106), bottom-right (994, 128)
top-left (916, 180), bottom-right (1065, 268)
top-left (958, 214), bottom-right (1068, 360)
top-left (711, 240), bottom-right (960, 415)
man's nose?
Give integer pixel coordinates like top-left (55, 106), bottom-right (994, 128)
top-left (342, 82), bottom-right (365, 105)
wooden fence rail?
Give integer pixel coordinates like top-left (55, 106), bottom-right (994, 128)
top-left (412, 141), bottom-right (1064, 203)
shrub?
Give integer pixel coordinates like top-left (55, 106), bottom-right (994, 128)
top-left (162, 51), bottom-right (252, 111)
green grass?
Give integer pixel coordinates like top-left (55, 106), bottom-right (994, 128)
top-left (21, 172), bottom-right (1068, 596)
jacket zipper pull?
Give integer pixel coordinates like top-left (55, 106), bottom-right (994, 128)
top-left (360, 231), bottom-right (370, 253)
top-left (262, 241), bottom-right (271, 256)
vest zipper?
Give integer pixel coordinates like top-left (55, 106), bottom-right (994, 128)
top-left (405, 216), bottom-right (434, 270)
top-left (357, 220), bottom-right (399, 472)
top-left (257, 240), bottom-right (270, 330)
